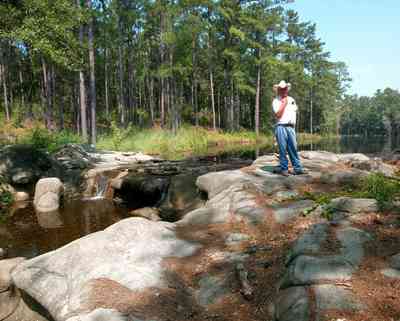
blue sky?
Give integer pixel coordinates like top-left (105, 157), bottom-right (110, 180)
top-left (287, 0), bottom-right (400, 97)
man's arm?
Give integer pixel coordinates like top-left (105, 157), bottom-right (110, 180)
top-left (275, 97), bottom-right (288, 119)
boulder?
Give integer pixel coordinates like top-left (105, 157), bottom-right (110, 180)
top-left (329, 197), bottom-right (378, 214)
top-left (12, 218), bottom-right (200, 321)
top-left (389, 253), bottom-right (400, 270)
top-left (66, 309), bottom-right (128, 321)
top-left (33, 178), bottom-right (64, 212)
top-left (300, 151), bottom-right (340, 163)
top-left (14, 191), bottom-right (30, 202)
top-left (320, 169), bottom-right (367, 186)
top-left (0, 258), bottom-right (25, 291)
top-left (196, 170), bottom-right (250, 199)
top-left (338, 153), bottom-right (370, 162)
top-left (272, 200), bottom-right (316, 224)
top-left (0, 145), bottom-right (62, 186)
top-left (313, 284), bottom-right (365, 312)
top-left (0, 247), bottom-right (6, 259)
top-left (129, 207), bottom-right (161, 221)
top-left (0, 257), bottom-right (49, 321)
top-left (280, 255), bottom-right (354, 289)
top-left (274, 286), bottom-right (311, 321)
top-left (285, 223), bottom-right (329, 265)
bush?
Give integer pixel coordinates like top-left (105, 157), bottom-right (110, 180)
top-left (19, 128), bottom-right (82, 153)
top-left (361, 173), bottom-right (400, 208)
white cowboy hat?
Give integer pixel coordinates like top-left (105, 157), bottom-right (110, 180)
top-left (273, 80), bottom-right (291, 91)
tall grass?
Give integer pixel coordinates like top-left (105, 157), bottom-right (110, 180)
top-left (97, 125), bottom-right (272, 159)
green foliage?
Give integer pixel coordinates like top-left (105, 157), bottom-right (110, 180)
top-left (97, 126), bottom-right (272, 160)
top-left (109, 121), bottom-right (133, 151)
top-left (0, 177), bottom-right (14, 221)
top-left (19, 128), bottom-right (82, 153)
top-left (361, 173), bottom-right (400, 209)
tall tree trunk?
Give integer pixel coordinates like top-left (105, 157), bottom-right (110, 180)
top-left (159, 10), bottom-right (165, 127)
top-left (41, 57), bottom-right (52, 129)
top-left (254, 47), bottom-right (261, 136)
top-left (87, 0), bottom-right (96, 144)
top-left (19, 63), bottom-right (25, 108)
top-left (117, 36), bottom-right (125, 125)
top-left (104, 47), bottom-right (110, 119)
top-left (0, 43), bottom-right (10, 121)
top-left (77, 0), bottom-right (88, 141)
top-left (310, 87), bottom-right (313, 135)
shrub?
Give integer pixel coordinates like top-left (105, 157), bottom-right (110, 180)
top-left (361, 173), bottom-right (400, 209)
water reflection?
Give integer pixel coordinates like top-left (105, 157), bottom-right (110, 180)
top-left (1, 199), bottom-right (126, 258)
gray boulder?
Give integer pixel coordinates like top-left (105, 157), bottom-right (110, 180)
top-left (273, 200), bottom-right (316, 224)
top-left (12, 218), bottom-right (200, 321)
top-left (196, 170), bottom-right (250, 199)
top-left (0, 145), bottom-right (63, 186)
top-left (300, 151), bottom-right (339, 163)
top-left (313, 284), bottom-right (365, 312)
top-left (280, 255), bottom-right (354, 289)
top-left (329, 197), bottom-right (378, 214)
top-left (129, 207), bottom-right (161, 221)
top-left (33, 178), bottom-right (64, 212)
top-left (390, 253), bottom-right (400, 270)
top-left (274, 286), bottom-right (311, 321)
top-left (338, 153), bottom-right (370, 162)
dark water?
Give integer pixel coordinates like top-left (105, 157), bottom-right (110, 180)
top-left (1, 135), bottom-right (398, 259)
top-left (0, 199), bottom-right (127, 258)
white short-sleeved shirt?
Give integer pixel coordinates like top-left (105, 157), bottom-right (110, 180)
top-left (272, 96), bottom-right (297, 125)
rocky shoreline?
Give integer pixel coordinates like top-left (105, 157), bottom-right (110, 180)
top-left (1, 150), bottom-right (400, 321)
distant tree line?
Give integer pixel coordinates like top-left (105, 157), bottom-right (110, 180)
top-left (340, 88), bottom-right (400, 143)
top-left (1, 0), bottom-right (352, 144)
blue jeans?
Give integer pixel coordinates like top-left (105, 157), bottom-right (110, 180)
top-left (275, 125), bottom-right (303, 172)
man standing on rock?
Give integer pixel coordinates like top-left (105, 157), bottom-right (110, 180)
top-left (272, 80), bottom-right (306, 176)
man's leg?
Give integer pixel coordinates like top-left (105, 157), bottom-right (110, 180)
top-left (286, 127), bottom-right (303, 172)
top-left (275, 125), bottom-right (289, 171)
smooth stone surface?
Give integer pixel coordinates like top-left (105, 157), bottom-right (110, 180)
top-left (129, 207), bottom-right (161, 221)
top-left (285, 223), bottom-right (329, 265)
top-left (12, 171), bottom-right (34, 185)
top-left (196, 274), bottom-right (231, 306)
top-left (12, 218), bottom-right (200, 321)
top-left (0, 247), bottom-right (6, 259)
top-left (274, 286), bottom-right (311, 321)
top-left (336, 227), bottom-right (372, 267)
top-left (14, 191), bottom-right (30, 202)
top-left (33, 178), bottom-right (64, 213)
top-left (390, 253), bottom-right (400, 270)
top-left (0, 257), bottom-right (26, 291)
top-left (338, 153), bottom-right (370, 162)
top-left (280, 255), bottom-right (354, 289)
top-left (313, 284), bottom-right (365, 311)
top-left (178, 207), bottom-right (229, 225)
top-left (300, 151), bottom-right (340, 163)
top-left (381, 268), bottom-right (400, 279)
top-left (320, 169), bottom-right (367, 186)
top-left (330, 197), bottom-right (378, 214)
top-left (196, 170), bottom-right (250, 199)
top-left (273, 200), bottom-right (316, 223)
top-left (66, 308), bottom-right (128, 321)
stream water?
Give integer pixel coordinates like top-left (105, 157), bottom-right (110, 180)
top-left (1, 135), bottom-right (399, 259)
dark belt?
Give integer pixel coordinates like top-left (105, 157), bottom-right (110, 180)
top-left (277, 123), bottom-right (294, 128)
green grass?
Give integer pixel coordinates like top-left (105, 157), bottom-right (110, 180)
top-left (301, 173), bottom-right (400, 212)
top-left (97, 125), bottom-right (273, 159)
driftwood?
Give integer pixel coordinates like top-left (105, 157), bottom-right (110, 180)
top-left (235, 262), bottom-right (254, 300)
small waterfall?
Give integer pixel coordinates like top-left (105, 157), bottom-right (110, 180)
top-left (84, 174), bottom-right (110, 201)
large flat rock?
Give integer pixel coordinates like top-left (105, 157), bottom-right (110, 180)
top-left (12, 218), bottom-right (200, 321)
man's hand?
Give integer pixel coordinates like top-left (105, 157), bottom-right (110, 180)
top-left (275, 97), bottom-right (288, 119)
